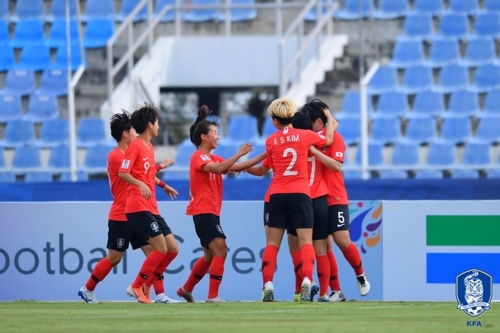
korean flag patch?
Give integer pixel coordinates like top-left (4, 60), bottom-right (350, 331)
top-left (335, 152), bottom-right (343, 158)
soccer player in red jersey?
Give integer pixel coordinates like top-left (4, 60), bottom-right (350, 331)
top-left (260, 98), bottom-right (336, 302)
top-left (78, 111), bottom-right (178, 303)
top-left (176, 105), bottom-right (265, 303)
top-left (118, 103), bottom-right (179, 304)
top-left (305, 99), bottom-right (371, 299)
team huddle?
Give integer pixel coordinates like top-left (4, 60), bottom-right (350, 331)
top-left (78, 98), bottom-right (370, 304)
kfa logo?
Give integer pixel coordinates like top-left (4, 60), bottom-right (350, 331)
top-left (456, 269), bottom-right (492, 317)
top-left (116, 238), bottom-right (125, 248)
top-left (150, 222), bottom-right (160, 232)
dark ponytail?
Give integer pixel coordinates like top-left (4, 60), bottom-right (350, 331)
top-left (189, 105), bottom-right (219, 147)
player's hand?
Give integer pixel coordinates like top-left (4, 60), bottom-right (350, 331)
top-left (238, 143), bottom-right (253, 157)
top-left (139, 182), bottom-right (151, 199)
top-left (159, 158), bottom-right (175, 169)
top-left (309, 146), bottom-right (319, 154)
top-left (331, 117), bottom-right (339, 131)
top-left (162, 185), bottom-right (178, 200)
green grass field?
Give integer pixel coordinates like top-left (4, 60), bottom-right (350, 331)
top-left (0, 301), bottom-right (497, 333)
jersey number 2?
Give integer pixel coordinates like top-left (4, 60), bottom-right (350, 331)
top-left (283, 148), bottom-right (298, 176)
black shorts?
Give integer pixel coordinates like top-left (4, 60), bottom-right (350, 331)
top-left (126, 211), bottom-right (164, 242)
top-left (328, 204), bottom-right (350, 234)
top-left (263, 202), bottom-right (269, 227)
top-left (107, 220), bottom-right (147, 251)
top-left (312, 195), bottom-right (329, 240)
top-left (268, 193), bottom-right (313, 230)
top-left (154, 214), bottom-right (173, 236)
top-left (193, 214), bottom-right (226, 249)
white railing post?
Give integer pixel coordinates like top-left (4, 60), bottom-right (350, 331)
top-left (66, 0), bottom-right (77, 182)
top-left (148, 0), bottom-right (153, 51)
top-left (225, 0), bottom-right (231, 36)
top-left (276, 0), bottom-right (282, 36)
top-left (360, 62), bottom-right (379, 180)
top-left (175, 0), bottom-right (181, 36)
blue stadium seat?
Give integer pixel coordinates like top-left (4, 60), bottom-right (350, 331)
top-left (437, 13), bottom-right (469, 39)
top-left (48, 145), bottom-right (70, 168)
top-left (447, 0), bottom-right (478, 15)
top-left (369, 117), bottom-right (401, 144)
top-left (473, 13), bottom-right (500, 38)
top-left (342, 170), bottom-right (363, 179)
top-left (388, 40), bottom-right (424, 68)
top-left (45, 19), bottom-right (80, 48)
top-left (0, 147), bottom-right (4, 168)
top-left (373, 0), bottom-right (408, 20)
top-left (23, 93), bottom-right (59, 123)
top-left (426, 141), bottom-right (456, 166)
top-left (1, 69), bottom-right (36, 95)
top-left (379, 170), bottom-right (408, 179)
top-left (12, 146), bottom-right (41, 169)
top-left (468, 64), bottom-right (500, 92)
top-left (37, 119), bottom-right (69, 147)
top-left (116, 0), bottom-right (148, 22)
top-left (46, 0), bottom-right (78, 22)
top-left (483, 0), bottom-right (500, 13)
top-left (175, 140), bottom-right (197, 167)
top-left (36, 69), bottom-right (68, 96)
top-left (82, 19), bottom-right (115, 48)
top-left (487, 169), bottom-right (500, 178)
top-left (404, 116), bottom-right (436, 144)
top-left (53, 44), bottom-right (87, 70)
top-left (226, 115), bottom-right (259, 143)
top-left (16, 45), bottom-right (51, 71)
top-left (0, 45), bottom-right (15, 71)
top-left (11, 0), bottom-right (44, 22)
top-left (413, 0), bottom-right (444, 15)
top-left (391, 141), bottom-right (420, 165)
top-left (398, 14), bottom-right (433, 41)
top-left (0, 20), bottom-right (8, 45)
top-left (355, 142), bottom-right (384, 166)
top-left (373, 91), bottom-right (408, 118)
top-left (337, 90), bottom-right (373, 119)
top-left (183, 0), bottom-right (221, 22)
top-left (414, 170), bottom-right (444, 179)
top-left (367, 66), bottom-right (398, 95)
top-left (154, 0), bottom-right (178, 23)
top-left (218, 0), bottom-right (257, 22)
top-left (447, 90), bottom-right (479, 116)
top-left (214, 141), bottom-right (239, 159)
top-left (0, 172), bottom-right (16, 182)
top-left (335, 0), bottom-right (372, 20)
top-left (0, 0), bottom-right (8, 21)
top-left (0, 92), bottom-right (23, 123)
top-left (482, 90), bottom-right (500, 116)
top-left (432, 64), bottom-right (468, 93)
top-left (0, 119), bottom-right (35, 147)
top-left (409, 90), bottom-right (444, 118)
top-left (439, 115), bottom-right (471, 144)
top-left (339, 117), bottom-right (361, 145)
top-left (398, 65), bottom-right (433, 94)
top-left (261, 116), bottom-right (276, 137)
top-left (77, 118), bottom-right (106, 147)
top-left (451, 170), bottom-right (480, 179)
top-left (81, 0), bottom-right (115, 21)
top-left (304, 0), bottom-right (337, 21)
top-left (459, 38), bottom-right (496, 67)
top-left (60, 171), bottom-right (89, 182)
top-left (24, 172), bottom-right (53, 182)
top-left (84, 145), bottom-right (113, 169)
top-left (462, 141), bottom-right (491, 165)
top-left (424, 39), bottom-right (460, 68)
top-left (474, 115), bottom-right (500, 143)
top-left (9, 19), bottom-right (45, 48)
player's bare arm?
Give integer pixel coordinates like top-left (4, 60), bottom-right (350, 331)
top-left (230, 152), bottom-right (266, 172)
top-left (323, 109), bottom-right (337, 146)
top-left (118, 172), bottom-right (151, 199)
top-left (155, 177), bottom-right (179, 200)
top-left (245, 164), bottom-right (270, 176)
top-left (158, 158), bottom-right (175, 169)
top-left (309, 146), bottom-right (342, 172)
top-left (202, 143), bottom-right (253, 174)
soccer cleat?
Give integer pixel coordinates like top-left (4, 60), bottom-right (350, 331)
top-left (127, 285), bottom-right (152, 304)
top-left (318, 295), bottom-right (330, 302)
top-left (293, 293), bottom-right (300, 302)
top-left (78, 286), bottom-right (99, 304)
top-left (262, 281), bottom-right (274, 302)
top-left (206, 296), bottom-right (228, 303)
top-left (309, 281), bottom-right (319, 301)
top-left (142, 284), bottom-right (151, 300)
top-left (155, 294), bottom-right (182, 303)
top-left (357, 274), bottom-right (371, 296)
top-left (329, 291), bottom-right (346, 302)
top-left (177, 287), bottom-right (195, 303)
top-left (300, 277), bottom-right (312, 302)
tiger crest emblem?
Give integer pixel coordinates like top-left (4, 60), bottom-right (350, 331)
top-left (456, 269), bottom-right (492, 317)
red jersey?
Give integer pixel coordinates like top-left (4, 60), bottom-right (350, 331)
top-left (186, 150), bottom-right (225, 216)
top-left (308, 153), bottom-right (328, 199)
top-left (119, 139), bottom-right (158, 213)
top-left (266, 126), bottom-right (327, 195)
top-left (321, 132), bottom-right (348, 205)
top-left (107, 148), bottom-right (128, 221)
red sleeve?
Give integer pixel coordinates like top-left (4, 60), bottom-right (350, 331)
top-left (329, 133), bottom-right (346, 163)
top-left (262, 158), bottom-right (269, 168)
top-left (192, 151), bottom-right (212, 171)
top-left (119, 143), bottom-right (139, 173)
top-left (309, 130), bottom-right (327, 149)
top-left (265, 138), bottom-right (274, 169)
top-left (108, 151), bottom-right (122, 175)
